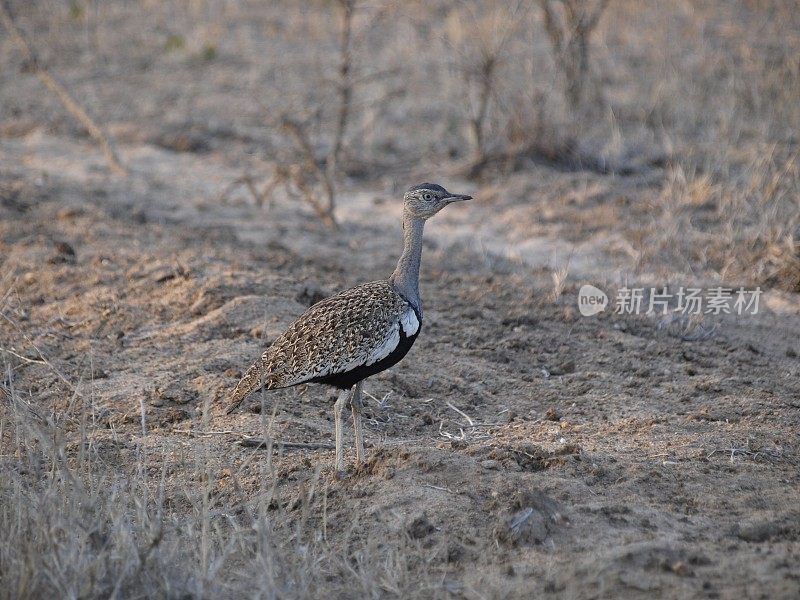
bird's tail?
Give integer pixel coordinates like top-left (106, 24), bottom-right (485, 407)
top-left (225, 358), bottom-right (266, 414)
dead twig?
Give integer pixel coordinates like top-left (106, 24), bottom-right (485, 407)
top-left (277, 117), bottom-right (338, 227)
top-left (172, 428), bottom-right (238, 437)
top-left (446, 401), bottom-right (475, 427)
top-left (438, 401), bottom-right (495, 442)
top-left (0, 312), bottom-right (82, 396)
top-left (0, 1), bottom-right (126, 176)
top-left (706, 439), bottom-right (786, 463)
top-left (239, 437), bottom-right (335, 451)
top-left (438, 420), bottom-right (467, 441)
top-left (217, 171), bottom-right (285, 208)
top-left (174, 428), bottom-right (334, 450)
top-left (0, 346), bottom-right (47, 365)
top-left (362, 389), bottom-right (393, 409)
top-left (265, 0), bottom-right (371, 228)
top-left (423, 483), bottom-right (457, 494)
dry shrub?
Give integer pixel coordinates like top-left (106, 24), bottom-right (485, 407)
top-left (538, 0), bottom-right (610, 113)
top-left (444, 1), bottom-right (528, 163)
top-left (644, 150), bottom-right (799, 290)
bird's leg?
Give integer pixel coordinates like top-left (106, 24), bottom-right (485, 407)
top-left (333, 388), bottom-right (349, 475)
top-left (350, 381), bottom-right (365, 465)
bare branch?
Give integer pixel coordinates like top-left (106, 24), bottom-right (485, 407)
top-left (280, 117), bottom-right (337, 227)
top-left (0, 1), bottom-right (126, 176)
top-left (537, 0), bottom-right (610, 111)
top-left (584, 0), bottom-right (610, 33)
top-left (327, 0), bottom-right (355, 180)
top-left (539, 0), bottom-right (563, 53)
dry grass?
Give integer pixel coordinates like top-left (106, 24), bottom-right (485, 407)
top-left (642, 149), bottom-right (800, 289)
top-left (0, 378), bottom-right (450, 599)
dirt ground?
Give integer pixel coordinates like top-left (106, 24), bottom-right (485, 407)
top-left (2, 128), bottom-right (799, 598)
top-left (1, 1), bottom-right (799, 598)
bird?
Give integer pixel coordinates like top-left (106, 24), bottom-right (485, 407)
top-left (225, 183), bottom-right (472, 474)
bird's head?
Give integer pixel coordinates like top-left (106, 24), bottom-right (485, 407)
top-left (403, 183), bottom-right (472, 219)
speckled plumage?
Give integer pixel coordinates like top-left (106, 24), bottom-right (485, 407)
top-left (224, 182), bottom-right (471, 473)
top-left (226, 280), bottom-right (416, 413)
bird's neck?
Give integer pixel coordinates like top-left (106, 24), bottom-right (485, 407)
top-left (389, 211), bottom-right (425, 313)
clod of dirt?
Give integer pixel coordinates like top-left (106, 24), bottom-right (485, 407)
top-left (158, 408), bottom-right (191, 425)
top-left (126, 260), bottom-right (185, 283)
top-left (493, 488), bottom-right (563, 546)
top-left (545, 407), bottom-right (561, 421)
top-left (54, 240), bottom-right (76, 256)
top-left (154, 381), bottom-right (198, 405)
top-left (189, 284), bottom-right (242, 316)
top-left (487, 443), bottom-right (581, 472)
top-left (613, 543), bottom-right (710, 590)
top-left (356, 447), bottom-right (413, 479)
top-left (501, 314), bottom-right (538, 328)
top-left (690, 406), bottom-right (738, 422)
top-left (86, 438), bottom-right (130, 461)
top-left (48, 240), bottom-right (77, 264)
top-left (190, 287), bottom-right (225, 316)
top-left (617, 542), bottom-right (710, 575)
top-left (446, 539), bottom-right (474, 564)
top-left (153, 126), bottom-right (212, 154)
top-left (501, 507), bottom-right (550, 545)
top-left (56, 206), bottom-right (83, 220)
top-left (407, 513), bottom-right (435, 539)
top-left (549, 359), bottom-right (576, 375)
top-left (670, 561), bottom-right (693, 577)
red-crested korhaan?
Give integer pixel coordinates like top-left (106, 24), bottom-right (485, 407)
top-left (226, 183), bottom-right (472, 473)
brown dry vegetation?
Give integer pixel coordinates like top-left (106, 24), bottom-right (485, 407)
top-left (1, 1), bottom-right (799, 598)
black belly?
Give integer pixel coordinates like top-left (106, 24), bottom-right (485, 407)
top-left (310, 323), bottom-right (421, 390)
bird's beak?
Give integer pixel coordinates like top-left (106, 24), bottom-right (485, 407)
top-left (445, 193), bottom-right (472, 203)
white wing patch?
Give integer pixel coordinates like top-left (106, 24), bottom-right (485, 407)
top-left (400, 308), bottom-right (420, 336)
top-left (365, 325), bottom-right (400, 366)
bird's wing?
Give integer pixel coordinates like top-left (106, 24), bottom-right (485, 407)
top-left (225, 280), bottom-right (417, 413)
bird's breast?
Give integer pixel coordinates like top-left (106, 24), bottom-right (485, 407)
top-left (400, 307), bottom-right (421, 336)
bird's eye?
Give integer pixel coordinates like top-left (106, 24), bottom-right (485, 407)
top-left (423, 193), bottom-right (433, 201)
